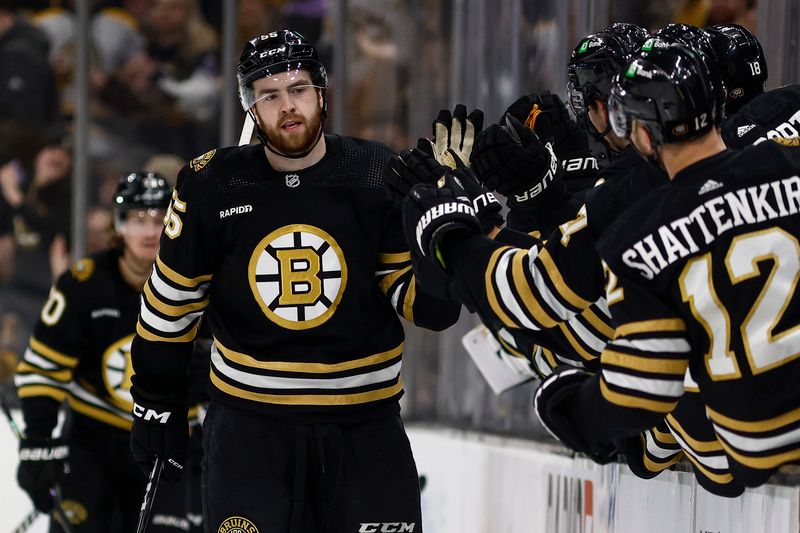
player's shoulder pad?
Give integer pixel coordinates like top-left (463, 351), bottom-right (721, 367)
top-left (338, 135), bottom-right (396, 189)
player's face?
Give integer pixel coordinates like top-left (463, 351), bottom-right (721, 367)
top-left (630, 119), bottom-right (656, 158)
top-left (589, 99), bottom-right (627, 152)
top-left (120, 208), bottom-right (165, 263)
top-left (251, 71), bottom-right (324, 156)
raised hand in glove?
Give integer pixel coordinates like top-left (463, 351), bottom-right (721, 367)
top-left (533, 367), bottom-right (617, 463)
top-left (505, 91), bottom-right (584, 150)
top-left (420, 104), bottom-right (484, 168)
top-left (131, 384), bottom-right (188, 481)
top-left (17, 437), bottom-right (68, 512)
top-left (389, 148), bottom-right (502, 234)
top-left (402, 170), bottom-right (482, 270)
top-left (472, 114), bottom-right (564, 211)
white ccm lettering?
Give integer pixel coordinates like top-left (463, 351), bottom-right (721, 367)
top-left (133, 402), bottom-right (172, 423)
top-left (358, 523), bottom-right (415, 533)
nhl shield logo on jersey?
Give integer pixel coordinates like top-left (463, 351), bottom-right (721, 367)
top-left (102, 334), bottom-right (134, 411)
top-left (217, 516), bottom-right (259, 533)
top-left (249, 224), bottom-right (348, 330)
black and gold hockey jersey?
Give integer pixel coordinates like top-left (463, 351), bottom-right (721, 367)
top-left (569, 141), bottom-right (800, 488)
top-left (15, 250), bottom-right (142, 436)
top-left (722, 84), bottom-right (800, 149)
top-left (132, 136), bottom-right (461, 422)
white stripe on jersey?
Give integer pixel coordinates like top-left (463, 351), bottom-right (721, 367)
top-left (150, 266), bottom-right (210, 302)
top-left (67, 382), bottom-right (133, 421)
top-left (602, 370), bottom-right (684, 397)
top-left (139, 304), bottom-right (203, 333)
top-left (390, 282), bottom-right (405, 309)
top-left (529, 261), bottom-right (573, 321)
top-left (612, 337), bottom-right (692, 353)
top-left (564, 316), bottom-right (608, 352)
top-left (669, 428), bottom-right (730, 470)
top-left (211, 345), bottom-right (402, 390)
top-left (713, 424), bottom-right (800, 453)
top-left (494, 249), bottom-right (540, 330)
top-left (22, 348), bottom-right (60, 370)
top-left (14, 373), bottom-right (66, 388)
top-left (645, 430), bottom-right (681, 459)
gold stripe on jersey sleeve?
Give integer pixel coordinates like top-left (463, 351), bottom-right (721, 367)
top-left (210, 371), bottom-right (404, 405)
top-left (599, 378), bottom-right (677, 413)
top-left (68, 397), bottom-right (132, 431)
top-left (136, 320), bottom-right (200, 343)
top-left (542, 348), bottom-right (558, 369)
top-left (580, 308), bottom-right (616, 340)
top-left (402, 277), bottom-right (415, 323)
top-left (643, 451), bottom-right (683, 473)
top-left (16, 384), bottom-right (67, 401)
top-left (681, 452), bottom-right (734, 485)
top-left (536, 247), bottom-right (592, 309)
top-left (143, 282), bottom-right (209, 316)
top-left (215, 340), bottom-right (403, 373)
top-left (155, 255), bottom-right (213, 288)
top-left (706, 404), bottom-right (800, 433)
top-left (652, 426), bottom-right (678, 444)
top-left (666, 414), bottom-right (724, 453)
top-left (511, 250), bottom-right (558, 328)
top-left (16, 362), bottom-right (72, 383)
top-left (486, 247), bottom-right (518, 329)
top-left (497, 336), bottom-right (526, 358)
top-left (378, 265), bottom-right (411, 294)
top-left (602, 350), bottom-right (687, 375)
top-left (379, 252), bottom-right (411, 265)
top-left (557, 323), bottom-right (597, 362)
top-left (614, 319), bottom-right (687, 338)
top-left (28, 337), bottom-right (79, 368)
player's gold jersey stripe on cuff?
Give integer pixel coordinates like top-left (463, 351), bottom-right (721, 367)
top-left (602, 350), bottom-right (688, 375)
top-left (214, 339), bottom-right (403, 373)
top-left (378, 265), bottom-right (411, 293)
top-left (600, 378), bottom-right (677, 413)
top-left (156, 254), bottom-right (213, 288)
top-left (143, 282), bottom-right (209, 316)
top-left (378, 252), bottom-right (411, 264)
top-left (28, 337), bottom-right (79, 367)
top-left (16, 384), bottom-right (68, 401)
top-left (210, 371), bottom-right (404, 405)
top-left (16, 362), bottom-right (72, 383)
top-left (666, 414), bottom-right (725, 453)
top-left (707, 404), bottom-right (800, 432)
top-left (136, 321), bottom-right (200, 343)
top-left (614, 318), bottom-right (687, 338)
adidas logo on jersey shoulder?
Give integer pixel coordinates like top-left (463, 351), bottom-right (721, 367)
top-left (698, 179), bottom-right (723, 195)
top-left (737, 124), bottom-right (756, 137)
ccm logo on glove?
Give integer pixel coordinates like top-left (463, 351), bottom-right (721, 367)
top-left (133, 403), bottom-right (173, 423)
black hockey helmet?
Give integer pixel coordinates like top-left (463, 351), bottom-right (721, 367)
top-left (608, 44), bottom-right (718, 148)
top-left (237, 30), bottom-right (328, 114)
top-left (651, 24), bottom-right (726, 122)
top-left (705, 24), bottom-right (767, 114)
top-left (113, 172), bottom-right (171, 227)
top-left (601, 23), bottom-right (651, 53)
top-left (567, 28), bottom-right (643, 138)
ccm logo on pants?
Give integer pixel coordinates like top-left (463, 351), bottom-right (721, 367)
top-left (358, 524), bottom-right (415, 533)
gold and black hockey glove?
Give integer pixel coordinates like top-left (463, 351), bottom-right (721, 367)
top-left (420, 104), bottom-right (484, 168)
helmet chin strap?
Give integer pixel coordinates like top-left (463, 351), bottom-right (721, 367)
top-left (249, 109), bottom-right (326, 160)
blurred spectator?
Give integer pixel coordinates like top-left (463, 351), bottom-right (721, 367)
top-left (143, 152), bottom-right (184, 186)
top-left (706, 0), bottom-right (757, 31)
top-left (0, 140), bottom-right (72, 292)
top-left (85, 204), bottom-right (114, 253)
top-left (103, 0), bottom-right (220, 157)
top-left (283, 0), bottom-right (325, 44)
top-left (237, 0), bottom-right (284, 53)
top-left (0, 0), bottom-right (56, 127)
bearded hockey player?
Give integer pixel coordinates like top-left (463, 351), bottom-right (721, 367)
top-left (129, 29), bottom-right (460, 532)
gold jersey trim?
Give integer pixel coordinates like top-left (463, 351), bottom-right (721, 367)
top-left (143, 281), bottom-right (209, 317)
top-left (600, 378), bottom-right (677, 413)
top-left (156, 255), bottom-right (213, 288)
top-left (28, 337), bottom-right (79, 367)
top-left (614, 319), bottom-right (687, 338)
top-left (16, 384), bottom-right (68, 402)
top-left (602, 350), bottom-right (687, 375)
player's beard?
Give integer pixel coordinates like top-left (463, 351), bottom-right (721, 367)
top-left (264, 107), bottom-right (323, 157)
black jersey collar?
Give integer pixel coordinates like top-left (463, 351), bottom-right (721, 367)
top-left (671, 149), bottom-right (738, 184)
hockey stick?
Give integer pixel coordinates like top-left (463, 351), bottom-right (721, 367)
top-left (1, 393), bottom-right (76, 533)
top-left (11, 508), bottom-right (41, 533)
top-left (239, 113), bottom-right (255, 146)
top-left (135, 456), bottom-right (165, 533)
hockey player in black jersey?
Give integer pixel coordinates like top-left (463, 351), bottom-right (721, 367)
top-left (130, 30), bottom-right (460, 533)
top-left (531, 44), bottom-right (800, 493)
top-left (14, 172), bottom-right (195, 530)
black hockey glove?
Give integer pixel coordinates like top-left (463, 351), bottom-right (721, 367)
top-left (385, 148), bottom-right (450, 206)
top-left (472, 115), bottom-right (565, 211)
top-left (17, 437), bottom-right (68, 512)
top-left (420, 104), bottom-right (484, 168)
top-left (533, 367), bottom-right (617, 463)
top-left (130, 384), bottom-right (188, 482)
top-left (402, 171), bottom-right (482, 271)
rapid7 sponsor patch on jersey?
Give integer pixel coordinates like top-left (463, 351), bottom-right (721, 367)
top-left (622, 176), bottom-right (800, 279)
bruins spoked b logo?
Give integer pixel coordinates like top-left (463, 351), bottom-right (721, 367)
top-left (249, 224), bottom-right (347, 330)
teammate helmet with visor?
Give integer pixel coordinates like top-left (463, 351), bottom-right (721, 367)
top-left (608, 44), bottom-right (718, 148)
top-left (113, 172), bottom-right (171, 229)
top-left (705, 24), bottom-right (767, 115)
top-left (237, 30), bottom-right (328, 115)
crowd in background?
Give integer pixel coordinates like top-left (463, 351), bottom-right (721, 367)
top-left (0, 0), bottom-right (761, 426)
